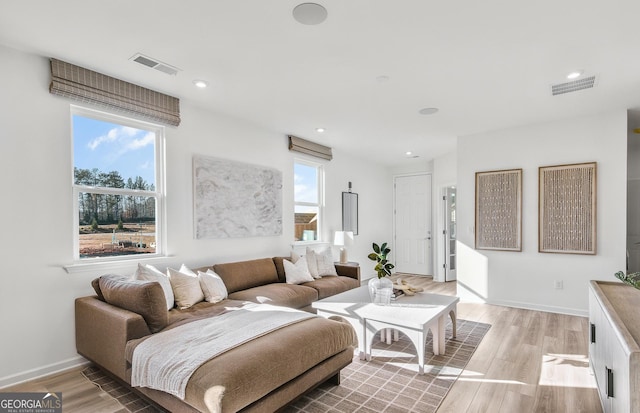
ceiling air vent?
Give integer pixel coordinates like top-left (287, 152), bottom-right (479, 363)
top-left (551, 75), bottom-right (596, 96)
top-left (130, 53), bottom-right (180, 76)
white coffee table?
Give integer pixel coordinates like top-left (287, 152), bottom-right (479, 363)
top-left (312, 284), bottom-right (459, 374)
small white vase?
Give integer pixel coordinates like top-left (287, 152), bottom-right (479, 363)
top-left (368, 276), bottom-right (393, 305)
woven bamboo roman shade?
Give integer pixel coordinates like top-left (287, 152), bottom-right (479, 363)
top-left (288, 135), bottom-right (332, 160)
top-left (50, 58), bottom-right (180, 126)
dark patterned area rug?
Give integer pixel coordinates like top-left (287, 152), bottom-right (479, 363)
top-left (284, 319), bottom-right (490, 413)
top-left (83, 319), bottom-right (490, 413)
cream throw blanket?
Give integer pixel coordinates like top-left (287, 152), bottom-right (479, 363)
top-left (131, 303), bottom-right (314, 401)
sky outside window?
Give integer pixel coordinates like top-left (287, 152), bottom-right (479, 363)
top-left (294, 163), bottom-right (318, 208)
top-left (73, 115), bottom-right (155, 186)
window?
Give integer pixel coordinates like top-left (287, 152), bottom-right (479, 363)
top-left (72, 107), bottom-right (165, 261)
top-left (294, 160), bottom-right (324, 241)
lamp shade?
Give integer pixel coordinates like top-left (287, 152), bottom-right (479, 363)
top-left (333, 231), bottom-right (354, 246)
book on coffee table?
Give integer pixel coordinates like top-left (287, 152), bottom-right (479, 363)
top-left (391, 288), bottom-right (404, 300)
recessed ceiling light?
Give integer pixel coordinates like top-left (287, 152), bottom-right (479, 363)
top-left (567, 70), bottom-right (583, 80)
top-left (193, 80), bottom-right (208, 88)
top-left (316, 128), bottom-right (325, 133)
top-left (419, 108), bottom-right (439, 115)
top-left (293, 3), bottom-right (327, 25)
top-left (405, 151), bottom-right (412, 156)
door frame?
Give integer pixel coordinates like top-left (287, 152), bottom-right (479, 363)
top-left (434, 182), bottom-right (457, 282)
top-left (392, 172), bottom-right (433, 275)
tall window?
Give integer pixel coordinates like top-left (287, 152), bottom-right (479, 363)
top-left (294, 160), bottom-right (323, 241)
top-left (72, 107), bottom-right (164, 260)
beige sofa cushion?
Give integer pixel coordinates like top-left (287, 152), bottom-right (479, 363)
top-left (283, 257), bottom-right (315, 284)
top-left (126, 316), bottom-right (355, 413)
top-left (198, 269), bottom-right (228, 304)
top-left (228, 284), bottom-right (318, 309)
top-left (213, 258), bottom-right (279, 294)
top-left (168, 265), bottom-right (205, 309)
top-left (272, 257), bottom-right (289, 283)
top-left (302, 276), bottom-right (360, 300)
top-left (98, 274), bottom-right (168, 333)
top-left (134, 263), bottom-right (175, 310)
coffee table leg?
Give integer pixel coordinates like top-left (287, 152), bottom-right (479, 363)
top-left (437, 316), bottom-right (446, 354)
top-left (449, 308), bottom-right (457, 339)
top-left (429, 323), bottom-right (440, 356)
top-left (365, 321), bottom-right (428, 374)
top-left (407, 328), bottom-right (427, 374)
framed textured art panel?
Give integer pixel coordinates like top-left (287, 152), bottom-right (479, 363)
top-left (475, 169), bottom-right (522, 251)
top-left (193, 155), bottom-right (283, 239)
top-left (539, 162), bottom-right (596, 254)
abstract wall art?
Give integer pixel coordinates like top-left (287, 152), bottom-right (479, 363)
top-left (475, 168), bottom-right (522, 251)
top-left (193, 155), bottom-right (282, 239)
top-left (539, 162), bottom-right (597, 254)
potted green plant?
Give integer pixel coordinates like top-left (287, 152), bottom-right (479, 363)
top-left (368, 242), bottom-right (395, 278)
top-left (367, 242), bottom-right (394, 304)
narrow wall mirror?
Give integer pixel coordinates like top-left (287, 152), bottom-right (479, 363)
top-left (342, 192), bottom-right (358, 235)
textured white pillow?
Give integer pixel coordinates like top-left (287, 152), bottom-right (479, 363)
top-left (167, 265), bottom-right (205, 309)
top-left (198, 269), bottom-right (228, 304)
top-left (316, 248), bottom-right (338, 276)
top-left (284, 256), bottom-right (315, 284)
top-left (134, 263), bottom-right (175, 310)
top-left (304, 248), bottom-right (321, 279)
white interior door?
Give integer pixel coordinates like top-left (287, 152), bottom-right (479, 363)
top-left (394, 174), bottom-right (432, 275)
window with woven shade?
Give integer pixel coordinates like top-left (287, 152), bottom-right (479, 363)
top-left (71, 106), bottom-right (166, 262)
top-left (50, 58), bottom-right (180, 126)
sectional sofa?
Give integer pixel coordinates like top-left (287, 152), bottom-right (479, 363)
top-left (75, 256), bottom-right (360, 412)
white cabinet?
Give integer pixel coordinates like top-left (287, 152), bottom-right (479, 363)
top-left (589, 281), bottom-right (640, 413)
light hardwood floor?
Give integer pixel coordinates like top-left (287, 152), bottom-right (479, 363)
top-left (4, 276), bottom-right (603, 413)
top-left (397, 275), bottom-right (602, 413)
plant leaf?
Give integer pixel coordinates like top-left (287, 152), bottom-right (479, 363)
top-left (373, 243), bottom-right (380, 254)
top-left (367, 253), bottom-right (378, 261)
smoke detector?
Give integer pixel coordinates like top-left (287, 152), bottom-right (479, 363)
top-left (130, 53), bottom-right (180, 76)
top-left (551, 75), bottom-right (596, 96)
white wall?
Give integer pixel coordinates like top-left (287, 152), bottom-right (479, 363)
top-left (457, 112), bottom-right (627, 315)
top-left (0, 45), bottom-right (392, 386)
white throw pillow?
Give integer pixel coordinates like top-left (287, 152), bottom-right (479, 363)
top-left (198, 269), bottom-right (228, 304)
top-left (134, 263), bottom-right (175, 310)
top-left (291, 251), bottom-right (301, 263)
top-left (167, 264), bottom-right (205, 309)
top-left (304, 248), bottom-right (321, 279)
top-left (316, 248), bottom-right (338, 276)
top-left (284, 256), bottom-right (315, 284)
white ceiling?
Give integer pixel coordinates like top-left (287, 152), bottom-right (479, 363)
top-left (2, 0), bottom-right (640, 165)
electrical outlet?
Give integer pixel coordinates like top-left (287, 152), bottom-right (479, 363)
top-left (554, 280), bottom-right (563, 290)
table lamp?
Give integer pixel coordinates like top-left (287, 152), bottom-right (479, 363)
top-left (334, 231), bottom-right (354, 264)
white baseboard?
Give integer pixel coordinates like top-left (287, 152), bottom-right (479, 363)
top-left (0, 356), bottom-right (89, 389)
top-left (487, 298), bottom-right (588, 317)
top-left (456, 281), bottom-right (587, 317)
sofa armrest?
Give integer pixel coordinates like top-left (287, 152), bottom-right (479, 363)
top-left (335, 263), bottom-right (360, 282)
top-left (75, 296), bottom-right (151, 382)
